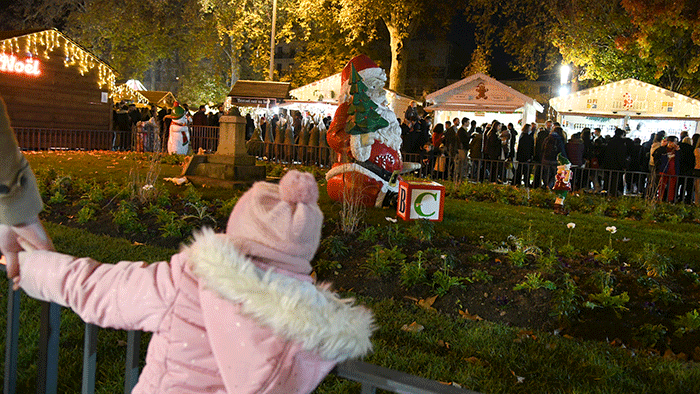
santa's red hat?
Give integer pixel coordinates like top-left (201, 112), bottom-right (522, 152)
top-left (341, 55), bottom-right (379, 85)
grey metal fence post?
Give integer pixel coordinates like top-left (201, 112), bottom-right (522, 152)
top-left (124, 330), bottom-right (141, 394)
top-left (4, 282), bottom-right (20, 394)
top-left (36, 302), bottom-right (60, 394)
top-left (82, 323), bottom-right (98, 394)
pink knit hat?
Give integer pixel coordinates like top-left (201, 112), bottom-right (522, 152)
top-left (226, 170), bottom-right (323, 274)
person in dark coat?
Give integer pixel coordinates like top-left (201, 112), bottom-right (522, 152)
top-left (678, 136), bottom-right (695, 203)
top-left (513, 124), bottom-right (534, 187)
top-left (245, 113), bottom-right (255, 141)
top-left (565, 132), bottom-right (585, 190)
top-left (532, 121), bottom-right (552, 188)
top-left (469, 127), bottom-right (484, 181)
top-left (484, 121), bottom-right (502, 182)
top-left (540, 126), bottom-right (567, 188)
top-left (601, 128), bottom-right (629, 196)
top-left (192, 105), bottom-right (208, 126)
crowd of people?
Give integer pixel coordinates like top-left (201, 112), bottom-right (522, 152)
top-left (399, 108), bottom-right (700, 204)
top-left (112, 102), bottom-right (226, 153)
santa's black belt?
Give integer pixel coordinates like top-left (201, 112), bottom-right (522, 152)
top-left (356, 160), bottom-right (393, 183)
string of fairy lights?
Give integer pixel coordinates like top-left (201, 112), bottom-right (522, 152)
top-left (0, 29), bottom-right (116, 92)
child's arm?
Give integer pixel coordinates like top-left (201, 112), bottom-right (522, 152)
top-left (19, 250), bottom-right (178, 332)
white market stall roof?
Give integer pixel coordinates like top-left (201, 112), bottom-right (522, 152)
top-left (289, 73), bottom-right (341, 102)
top-left (289, 73), bottom-right (416, 117)
top-left (425, 73), bottom-right (543, 113)
top-left (550, 78), bottom-right (700, 120)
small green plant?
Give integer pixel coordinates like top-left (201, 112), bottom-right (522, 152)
top-left (536, 251), bottom-right (559, 273)
top-left (589, 270), bottom-right (615, 292)
top-left (594, 226), bottom-right (620, 264)
top-left (593, 226), bottom-right (620, 264)
top-left (112, 201), bottom-right (145, 234)
top-left (673, 309), bottom-right (700, 337)
top-left (585, 287), bottom-right (630, 317)
top-left (594, 245), bottom-right (620, 264)
top-left (400, 251), bottom-right (428, 288)
top-left (470, 269), bottom-right (493, 283)
top-left (321, 236), bottom-right (350, 258)
top-left (182, 201), bottom-right (216, 224)
top-left (513, 272), bottom-right (556, 292)
top-left (363, 245), bottom-right (406, 278)
top-left (507, 249), bottom-right (529, 267)
top-left (408, 219), bottom-right (435, 243)
top-left (558, 243), bottom-right (578, 259)
top-left (648, 284), bottom-right (680, 306)
top-left (431, 269), bottom-right (464, 296)
top-left (632, 324), bottom-right (668, 348)
top-left (146, 205), bottom-right (177, 224)
top-left (80, 181), bottom-right (105, 204)
top-left (48, 190), bottom-right (67, 204)
top-left (216, 196), bottom-right (240, 218)
top-left (386, 223), bottom-right (408, 247)
top-left (313, 259), bottom-right (342, 277)
top-left (633, 243), bottom-right (674, 278)
top-left (357, 225), bottom-right (381, 243)
top-left (182, 184), bottom-right (203, 204)
top-left (551, 273), bottom-right (581, 323)
top-left (159, 216), bottom-right (189, 238)
top-left (75, 205), bottom-right (96, 224)
top-left (470, 253), bottom-right (490, 264)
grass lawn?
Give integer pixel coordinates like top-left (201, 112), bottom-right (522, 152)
top-left (1, 151), bottom-right (699, 393)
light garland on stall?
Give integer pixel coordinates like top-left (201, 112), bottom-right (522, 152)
top-left (0, 29), bottom-right (116, 92)
top-left (112, 84), bottom-right (150, 105)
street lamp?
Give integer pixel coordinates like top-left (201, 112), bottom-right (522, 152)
top-left (269, 0), bottom-right (277, 80)
top-left (559, 64), bottom-right (571, 96)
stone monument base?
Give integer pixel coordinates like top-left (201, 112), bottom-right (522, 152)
top-left (182, 154), bottom-right (266, 188)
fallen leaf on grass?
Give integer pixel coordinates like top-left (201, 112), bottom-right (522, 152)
top-left (511, 370), bottom-right (525, 383)
top-left (401, 321), bottom-right (424, 333)
top-left (465, 356), bottom-right (488, 367)
top-left (437, 340), bottom-right (450, 349)
top-left (418, 295), bottom-right (438, 311)
top-left (438, 381), bottom-right (462, 388)
top-left (459, 309), bottom-right (483, 321)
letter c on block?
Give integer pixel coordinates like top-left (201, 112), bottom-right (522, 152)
top-left (414, 192), bottom-right (437, 217)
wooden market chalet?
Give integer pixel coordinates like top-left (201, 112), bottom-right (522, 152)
top-left (0, 28), bottom-right (117, 130)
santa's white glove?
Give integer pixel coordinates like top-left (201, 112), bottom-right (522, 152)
top-left (0, 217), bottom-right (53, 290)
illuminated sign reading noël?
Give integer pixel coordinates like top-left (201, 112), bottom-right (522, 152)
top-left (0, 53), bottom-right (41, 76)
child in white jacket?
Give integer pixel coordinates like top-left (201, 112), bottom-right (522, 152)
top-left (16, 170), bottom-right (374, 394)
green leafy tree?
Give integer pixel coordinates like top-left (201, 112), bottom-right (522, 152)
top-left (469, 0), bottom-right (700, 96)
top-left (279, 0), bottom-right (373, 88)
top-left (65, 0), bottom-right (184, 79)
top-left (289, 0), bottom-right (455, 93)
top-left (200, 0), bottom-right (287, 85)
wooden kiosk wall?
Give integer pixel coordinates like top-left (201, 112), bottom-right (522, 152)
top-left (0, 52), bottom-right (112, 130)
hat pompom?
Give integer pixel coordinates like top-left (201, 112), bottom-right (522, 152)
top-left (279, 170), bottom-right (318, 204)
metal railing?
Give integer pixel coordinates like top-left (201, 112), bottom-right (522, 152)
top-left (1, 267), bottom-right (480, 394)
top-left (13, 126), bottom-right (699, 204)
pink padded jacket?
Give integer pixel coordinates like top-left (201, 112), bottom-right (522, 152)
top-left (18, 228), bottom-right (374, 393)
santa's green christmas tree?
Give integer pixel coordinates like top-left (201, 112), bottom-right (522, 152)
top-left (345, 64), bottom-right (388, 145)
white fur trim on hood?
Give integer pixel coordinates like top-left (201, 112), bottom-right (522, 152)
top-left (186, 228), bottom-right (374, 361)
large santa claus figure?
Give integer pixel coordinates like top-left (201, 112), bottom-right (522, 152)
top-left (326, 55), bottom-right (419, 207)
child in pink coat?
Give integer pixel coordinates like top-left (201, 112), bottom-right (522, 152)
top-left (16, 170), bottom-right (374, 394)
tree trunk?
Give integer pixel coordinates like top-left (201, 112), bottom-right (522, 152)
top-left (386, 23), bottom-right (408, 94)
